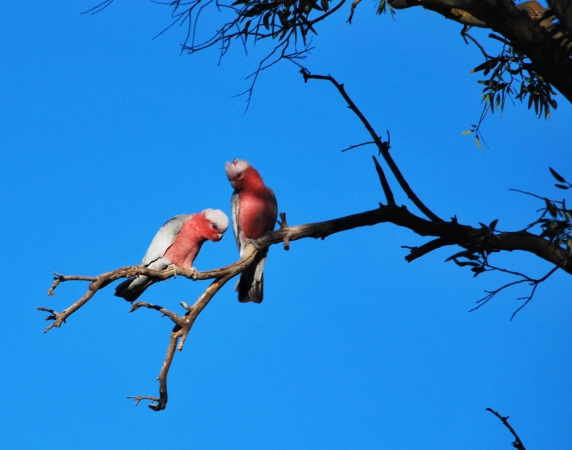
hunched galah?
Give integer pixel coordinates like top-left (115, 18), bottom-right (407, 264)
top-left (225, 158), bottom-right (277, 303)
top-left (115, 209), bottom-right (229, 302)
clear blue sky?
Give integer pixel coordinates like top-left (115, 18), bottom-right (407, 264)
top-left (1, 2), bottom-right (571, 448)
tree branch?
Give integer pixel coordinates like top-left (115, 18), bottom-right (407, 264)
top-left (486, 407), bottom-right (527, 450)
top-left (469, 264), bottom-right (559, 319)
top-left (38, 244), bottom-right (258, 332)
top-left (403, 237), bottom-right (455, 262)
top-left (372, 155), bottom-right (396, 206)
top-left (300, 69), bottom-right (444, 223)
top-left (389, 0), bottom-right (572, 103)
top-left (41, 202), bottom-right (570, 408)
top-left (127, 270), bottom-right (236, 410)
top-left (40, 205), bottom-right (572, 333)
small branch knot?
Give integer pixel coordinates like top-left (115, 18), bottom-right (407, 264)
top-left (278, 212), bottom-right (290, 250)
top-left (378, 130), bottom-right (391, 153)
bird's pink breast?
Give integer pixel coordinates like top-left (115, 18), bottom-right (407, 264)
top-left (163, 218), bottom-right (205, 269)
top-left (238, 189), bottom-right (276, 240)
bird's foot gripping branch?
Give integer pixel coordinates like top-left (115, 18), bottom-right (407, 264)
top-left (40, 72), bottom-right (569, 410)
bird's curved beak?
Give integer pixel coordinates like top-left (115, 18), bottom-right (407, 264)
top-left (230, 181), bottom-right (235, 188)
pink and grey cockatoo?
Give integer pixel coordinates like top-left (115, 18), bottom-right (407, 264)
top-left (225, 158), bottom-right (277, 303)
top-left (115, 209), bottom-right (229, 302)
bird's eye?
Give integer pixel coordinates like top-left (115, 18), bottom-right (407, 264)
top-left (236, 172), bottom-right (242, 178)
top-left (211, 222), bottom-right (218, 230)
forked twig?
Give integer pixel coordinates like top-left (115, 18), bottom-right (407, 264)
top-left (470, 264), bottom-right (558, 320)
top-left (300, 69), bottom-right (443, 223)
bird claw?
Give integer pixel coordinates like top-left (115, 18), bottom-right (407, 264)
top-left (246, 230), bottom-right (273, 250)
top-left (167, 264), bottom-right (197, 280)
top-left (244, 238), bottom-right (262, 250)
top-left (167, 264), bottom-right (179, 279)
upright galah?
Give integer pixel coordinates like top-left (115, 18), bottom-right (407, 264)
top-left (115, 209), bottom-right (229, 302)
top-left (225, 158), bottom-right (277, 303)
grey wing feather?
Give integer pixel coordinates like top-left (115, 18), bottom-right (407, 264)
top-left (141, 214), bottom-right (191, 266)
top-left (231, 191), bottom-right (242, 255)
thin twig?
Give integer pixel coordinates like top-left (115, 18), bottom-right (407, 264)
top-left (486, 408), bottom-right (527, 450)
top-left (462, 29), bottom-right (492, 59)
top-left (308, 0), bottom-right (346, 26)
top-left (127, 395), bottom-right (160, 407)
top-left (129, 301), bottom-right (184, 326)
top-left (509, 188), bottom-right (546, 201)
top-left (341, 140), bottom-right (375, 152)
top-left (469, 263), bottom-right (559, 319)
top-left (234, 39), bottom-right (311, 113)
top-left (47, 272), bottom-right (97, 296)
top-left (510, 265), bottom-right (558, 320)
top-left (80, 0), bottom-right (114, 15)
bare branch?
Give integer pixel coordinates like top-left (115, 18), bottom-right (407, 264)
top-left (486, 408), bottom-right (527, 450)
top-left (403, 237), bottom-right (454, 262)
top-left (39, 245), bottom-right (258, 332)
top-left (127, 268), bottom-right (236, 410)
top-left (129, 301), bottom-right (184, 326)
top-left (132, 328), bottom-right (179, 411)
top-left (47, 272), bottom-right (97, 296)
top-left (41, 204), bottom-right (572, 332)
top-left (38, 267), bottom-right (137, 332)
top-left (300, 69), bottom-right (444, 223)
top-left (372, 155), bottom-right (395, 206)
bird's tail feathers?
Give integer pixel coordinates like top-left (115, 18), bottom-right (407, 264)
top-left (237, 250), bottom-right (267, 304)
top-left (114, 276), bottom-right (154, 302)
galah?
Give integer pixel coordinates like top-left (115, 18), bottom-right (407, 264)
top-left (225, 158), bottom-right (277, 303)
top-left (115, 209), bottom-right (229, 302)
